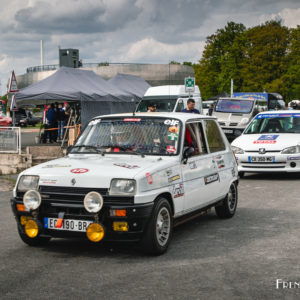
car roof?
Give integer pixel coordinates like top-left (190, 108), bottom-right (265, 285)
top-left (257, 110), bottom-right (300, 115)
top-left (93, 112), bottom-right (217, 122)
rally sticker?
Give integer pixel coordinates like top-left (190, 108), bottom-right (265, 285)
top-left (169, 126), bottom-right (179, 133)
top-left (42, 164), bottom-right (71, 168)
top-left (204, 173), bottom-right (219, 185)
top-left (173, 183), bottom-right (184, 198)
top-left (146, 172), bottom-right (153, 184)
top-left (124, 118), bottom-right (141, 122)
top-left (166, 169), bottom-right (172, 177)
top-left (166, 145), bottom-right (176, 153)
top-left (189, 161), bottom-right (197, 169)
top-left (168, 174), bottom-right (180, 183)
top-left (114, 163), bottom-right (140, 169)
top-left (168, 132), bottom-right (178, 141)
top-left (70, 168), bottom-right (89, 174)
top-left (164, 119), bottom-right (179, 126)
top-left (254, 135), bottom-right (279, 144)
top-left (40, 178), bottom-right (57, 185)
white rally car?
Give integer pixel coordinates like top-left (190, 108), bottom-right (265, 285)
top-left (231, 110), bottom-right (300, 176)
top-left (11, 113), bottom-right (238, 255)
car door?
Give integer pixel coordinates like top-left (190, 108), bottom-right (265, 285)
top-left (181, 120), bottom-right (220, 213)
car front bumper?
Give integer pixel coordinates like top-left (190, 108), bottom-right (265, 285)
top-left (236, 153), bottom-right (300, 173)
top-left (11, 197), bottom-right (154, 242)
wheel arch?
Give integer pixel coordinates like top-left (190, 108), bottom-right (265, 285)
top-left (154, 192), bottom-right (175, 216)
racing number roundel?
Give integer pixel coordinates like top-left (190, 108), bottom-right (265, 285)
top-left (70, 168), bottom-right (89, 174)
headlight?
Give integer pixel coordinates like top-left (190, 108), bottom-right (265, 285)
top-left (109, 179), bottom-right (136, 196)
top-left (231, 146), bottom-right (244, 154)
top-left (84, 192), bottom-right (103, 213)
top-left (240, 118), bottom-right (249, 125)
top-left (17, 175), bottom-right (39, 192)
top-left (23, 190), bottom-right (41, 210)
top-left (281, 145), bottom-right (300, 154)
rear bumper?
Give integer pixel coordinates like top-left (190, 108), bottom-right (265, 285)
top-left (11, 197), bottom-right (154, 242)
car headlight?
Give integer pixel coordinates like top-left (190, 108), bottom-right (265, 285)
top-left (17, 175), bottom-right (39, 192)
top-left (23, 190), bottom-right (41, 210)
top-left (240, 118), bottom-right (249, 125)
top-left (109, 179), bottom-right (136, 196)
top-left (281, 145), bottom-right (300, 154)
top-left (231, 145), bottom-right (244, 154)
top-left (84, 192), bottom-right (103, 213)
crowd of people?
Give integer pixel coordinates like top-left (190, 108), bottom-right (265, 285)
top-left (42, 102), bottom-right (70, 143)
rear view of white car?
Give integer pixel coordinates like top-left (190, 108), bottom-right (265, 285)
top-left (231, 110), bottom-right (300, 176)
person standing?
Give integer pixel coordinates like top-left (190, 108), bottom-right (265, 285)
top-left (57, 103), bottom-right (66, 140)
top-left (181, 98), bottom-right (200, 114)
top-left (46, 104), bottom-right (56, 143)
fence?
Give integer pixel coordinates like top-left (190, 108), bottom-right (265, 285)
top-left (0, 127), bottom-right (21, 154)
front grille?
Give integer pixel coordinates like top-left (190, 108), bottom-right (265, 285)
top-left (245, 151), bottom-right (281, 153)
top-left (241, 162), bottom-right (285, 168)
top-left (230, 122), bottom-right (238, 126)
top-left (16, 186), bottom-right (134, 205)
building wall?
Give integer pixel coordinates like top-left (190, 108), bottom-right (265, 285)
top-left (16, 64), bottom-right (195, 89)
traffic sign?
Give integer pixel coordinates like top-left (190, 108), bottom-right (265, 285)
top-left (10, 94), bottom-right (18, 111)
top-left (8, 70), bottom-right (19, 93)
top-left (185, 77), bottom-right (195, 93)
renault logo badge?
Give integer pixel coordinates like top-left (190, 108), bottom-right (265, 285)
top-left (71, 178), bottom-right (76, 186)
top-left (259, 148), bottom-right (266, 154)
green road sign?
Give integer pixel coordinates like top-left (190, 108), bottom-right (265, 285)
top-left (185, 77), bottom-right (195, 92)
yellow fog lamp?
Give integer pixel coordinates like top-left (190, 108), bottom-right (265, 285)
top-left (24, 219), bottom-right (41, 238)
top-left (20, 216), bottom-right (32, 225)
top-left (86, 223), bottom-right (105, 242)
top-left (113, 222), bottom-right (128, 232)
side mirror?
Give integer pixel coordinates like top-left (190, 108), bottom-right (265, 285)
top-left (66, 146), bottom-right (73, 155)
top-left (182, 147), bottom-right (194, 164)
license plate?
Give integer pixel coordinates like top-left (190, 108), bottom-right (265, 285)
top-left (248, 156), bottom-right (275, 163)
top-left (44, 217), bottom-right (93, 232)
top-left (223, 129), bottom-right (233, 134)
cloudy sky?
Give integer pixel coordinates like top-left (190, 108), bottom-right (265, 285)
top-left (0, 0), bottom-right (299, 95)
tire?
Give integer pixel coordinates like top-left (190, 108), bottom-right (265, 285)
top-left (239, 171), bottom-right (245, 178)
top-left (215, 182), bottom-right (238, 219)
top-left (142, 197), bottom-right (173, 255)
top-left (17, 225), bottom-right (51, 247)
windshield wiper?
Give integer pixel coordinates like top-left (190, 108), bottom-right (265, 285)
top-left (71, 145), bottom-right (101, 153)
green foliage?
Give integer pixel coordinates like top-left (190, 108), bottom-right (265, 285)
top-left (169, 61), bottom-right (181, 65)
top-left (194, 21), bottom-right (300, 101)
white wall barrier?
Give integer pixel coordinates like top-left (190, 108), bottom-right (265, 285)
top-left (0, 127), bottom-right (21, 154)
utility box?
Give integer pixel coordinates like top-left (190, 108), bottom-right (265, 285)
top-left (59, 49), bottom-right (80, 68)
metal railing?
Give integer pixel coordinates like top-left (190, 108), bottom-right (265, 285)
top-left (0, 127), bottom-right (21, 154)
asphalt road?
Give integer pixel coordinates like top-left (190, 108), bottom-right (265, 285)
top-left (1, 173), bottom-right (300, 300)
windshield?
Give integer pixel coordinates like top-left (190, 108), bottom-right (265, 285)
top-left (216, 99), bottom-right (254, 114)
top-left (244, 113), bottom-right (300, 134)
top-left (136, 99), bottom-right (177, 112)
top-left (268, 99), bottom-right (285, 110)
top-left (72, 117), bottom-right (182, 155)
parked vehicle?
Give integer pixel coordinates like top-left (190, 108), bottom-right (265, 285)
top-left (11, 112), bottom-right (238, 254)
top-left (213, 97), bottom-right (267, 139)
top-left (231, 110), bottom-right (300, 176)
top-left (0, 111), bottom-right (12, 127)
top-left (233, 92), bottom-right (285, 110)
top-left (136, 85), bottom-right (202, 113)
top-left (15, 109), bottom-right (42, 127)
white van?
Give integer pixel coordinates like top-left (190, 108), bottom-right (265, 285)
top-left (136, 85), bottom-right (202, 113)
top-left (213, 97), bottom-right (267, 139)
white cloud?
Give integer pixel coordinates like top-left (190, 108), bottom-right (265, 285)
top-left (260, 8), bottom-right (300, 28)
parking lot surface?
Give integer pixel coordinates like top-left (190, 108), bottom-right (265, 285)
top-left (0, 173), bottom-right (299, 300)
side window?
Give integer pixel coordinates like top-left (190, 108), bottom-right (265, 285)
top-left (204, 120), bottom-right (226, 153)
top-left (184, 122), bottom-right (208, 157)
top-left (175, 99), bottom-right (184, 112)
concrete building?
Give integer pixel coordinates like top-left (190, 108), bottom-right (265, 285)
top-left (16, 63), bottom-right (195, 89)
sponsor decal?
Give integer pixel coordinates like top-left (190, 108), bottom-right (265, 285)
top-left (215, 155), bottom-right (225, 169)
top-left (123, 118), bottom-right (141, 122)
top-left (189, 161), bottom-right (197, 169)
top-left (204, 173), bottom-right (219, 185)
top-left (169, 126), bottom-right (179, 133)
top-left (164, 119), bottom-right (179, 126)
top-left (166, 145), bottom-right (176, 153)
top-left (168, 174), bottom-right (180, 183)
top-left (168, 132), bottom-right (178, 141)
top-left (114, 163), bottom-right (140, 169)
top-left (146, 172), bottom-right (153, 184)
top-left (70, 168), bottom-right (89, 174)
top-left (256, 113), bottom-right (300, 119)
top-left (287, 156), bottom-right (300, 160)
top-left (40, 178), bottom-right (57, 185)
top-left (254, 135), bottom-right (279, 144)
top-left (42, 164), bottom-right (71, 168)
top-left (173, 183), bottom-right (184, 198)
